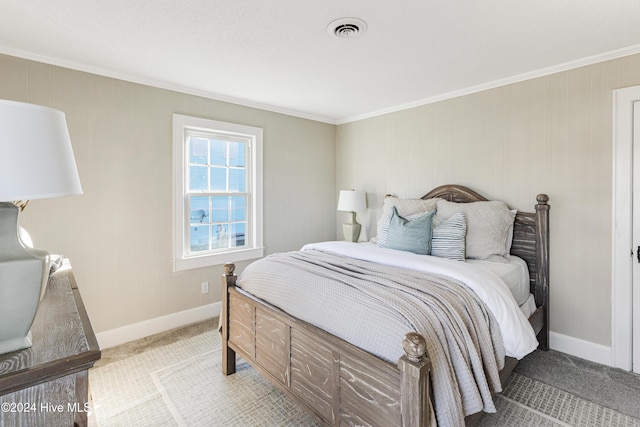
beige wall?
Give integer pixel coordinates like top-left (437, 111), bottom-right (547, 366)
top-left (0, 54), bottom-right (336, 334)
top-left (337, 53), bottom-right (640, 348)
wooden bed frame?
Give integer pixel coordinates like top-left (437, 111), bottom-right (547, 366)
top-left (220, 184), bottom-right (549, 427)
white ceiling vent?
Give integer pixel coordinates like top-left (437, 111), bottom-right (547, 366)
top-left (327, 18), bottom-right (368, 39)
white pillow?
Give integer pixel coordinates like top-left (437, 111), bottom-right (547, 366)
top-left (435, 199), bottom-right (515, 262)
top-left (375, 196), bottom-right (440, 247)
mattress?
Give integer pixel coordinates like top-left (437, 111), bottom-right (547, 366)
top-left (519, 293), bottom-right (537, 319)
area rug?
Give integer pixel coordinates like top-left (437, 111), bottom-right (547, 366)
top-left (89, 331), bottom-right (317, 427)
top-left (89, 330), bottom-right (640, 426)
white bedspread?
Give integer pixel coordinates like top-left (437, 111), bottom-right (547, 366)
top-left (299, 241), bottom-right (538, 360)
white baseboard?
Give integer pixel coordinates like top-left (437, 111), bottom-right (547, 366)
top-left (96, 302), bottom-right (221, 349)
top-left (549, 331), bottom-right (612, 366)
top-left (95, 306), bottom-right (615, 368)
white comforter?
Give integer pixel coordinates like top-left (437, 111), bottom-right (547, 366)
top-left (299, 241), bottom-right (538, 360)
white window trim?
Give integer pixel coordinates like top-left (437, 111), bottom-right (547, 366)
top-left (173, 114), bottom-right (263, 271)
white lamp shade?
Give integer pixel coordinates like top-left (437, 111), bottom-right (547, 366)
top-left (0, 100), bottom-right (83, 202)
top-left (337, 190), bottom-right (366, 212)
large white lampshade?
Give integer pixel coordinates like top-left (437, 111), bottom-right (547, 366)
top-left (0, 100), bottom-right (82, 201)
top-left (0, 99), bottom-right (83, 355)
top-left (337, 190), bottom-right (367, 242)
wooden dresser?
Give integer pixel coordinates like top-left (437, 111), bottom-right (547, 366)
top-left (0, 261), bottom-right (101, 427)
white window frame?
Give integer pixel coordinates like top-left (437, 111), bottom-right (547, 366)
top-left (173, 114), bottom-right (263, 271)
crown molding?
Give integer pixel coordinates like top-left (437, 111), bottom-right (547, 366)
top-left (336, 43), bottom-right (640, 125)
top-left (3, 42), bottom-right (640, 127)
top-left (0, 45), bottom-right (337, 125)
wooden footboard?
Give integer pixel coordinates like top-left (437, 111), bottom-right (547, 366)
top-left (221, 263), bottom-right (434, 427)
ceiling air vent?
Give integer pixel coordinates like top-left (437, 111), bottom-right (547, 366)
top-left (327, 18), bottom-right (368, 39)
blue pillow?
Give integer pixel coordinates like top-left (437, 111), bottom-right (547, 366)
top-left (384, 206), bottom-right (434, 255)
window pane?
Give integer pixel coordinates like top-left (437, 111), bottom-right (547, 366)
top-left (189, 165), bottom-right (208, 191)
top-left (230, 223), bottom-right (245, 247)
top-left (229, 168), bottom-right (245, 192)
top-left (210, 167), bottom-right (227, 191)
top-left (210, 139), bottom-right (227, 166)
top-left (231, 196), bottom-right (245, 221)
top-left (228, 141), bottom-right (245, 167)
top-left (211, 196), bottom-right (228, 222)
top-left (212, 224), bottom-right (229, 249)
top-left (189, 137), bottom-right (208, 165)
top-left (190, 196), bottom-right (210, 224)
top-left (190, 224), bottom-right (210, 252)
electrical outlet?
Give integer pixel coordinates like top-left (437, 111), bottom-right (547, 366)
top-left (201, 281), bottom-right (209, 294)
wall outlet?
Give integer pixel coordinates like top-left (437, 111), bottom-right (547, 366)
top-left (201, 281), bottom-right (209, 294)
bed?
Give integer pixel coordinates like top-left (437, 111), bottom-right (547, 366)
top-left (220, 184), bottom-right (549, 427)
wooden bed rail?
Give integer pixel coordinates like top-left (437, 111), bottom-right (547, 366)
top-left (221, 262), bottom-right (434, 426)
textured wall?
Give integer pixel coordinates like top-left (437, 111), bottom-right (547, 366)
top-left (0, 54), bottom-right (336, 334)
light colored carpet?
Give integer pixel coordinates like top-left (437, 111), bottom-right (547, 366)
top-left (89, 329), bottom-right (640, 426)
top-left (90, 330), bottom-right (318, 427)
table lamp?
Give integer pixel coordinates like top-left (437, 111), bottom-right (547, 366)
top-left (0, 100), bottom-right (83, 355)
top-left (337, 190), bottom-right (367, 242)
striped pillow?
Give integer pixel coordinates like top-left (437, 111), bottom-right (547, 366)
top-left (431, 212), bottom-right (467, 261)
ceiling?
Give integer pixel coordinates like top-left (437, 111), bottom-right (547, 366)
top-left (2, 1), bottom-right (640, 124)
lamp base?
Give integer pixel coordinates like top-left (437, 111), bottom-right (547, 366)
top-left (342, 221), bottom-right (362, 243)
top-left (0, 334), bottom-right (33, 355)
top-left (0, 202), bottom-right (49, 355)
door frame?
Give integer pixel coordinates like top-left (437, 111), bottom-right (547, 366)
top-left (612, 85), bottom-right (640, 371)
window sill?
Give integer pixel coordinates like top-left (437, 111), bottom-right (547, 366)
top-left (173, 247), bottom-right (264, 272)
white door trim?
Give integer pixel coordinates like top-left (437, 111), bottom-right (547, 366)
top-left (612, 85), bottom-right (640, 371)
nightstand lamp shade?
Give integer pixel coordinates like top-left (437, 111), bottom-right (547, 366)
top-left (0, 100), bottom-right (83, 355)
top-left (337, 190), bottom-right (367, 242)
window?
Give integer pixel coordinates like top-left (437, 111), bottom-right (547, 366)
top-left (173, 114), bottom-right (263, 271)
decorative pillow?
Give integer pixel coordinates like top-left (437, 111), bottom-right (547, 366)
top-left (383, 207), bottom-right (434, 255)
top-left (431, 212), bottom-right (467, 261)
top-left (376, 196), bottom-right (439, 247)
top-left (435, 199), bottom-right (515, 261)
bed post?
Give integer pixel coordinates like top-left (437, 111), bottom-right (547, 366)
top-left (535, 194), bottom-right (550, 351)
top-left (221, 262), bottom-right (237, 375)
top-left (397, 332), bottom-right (433, 427)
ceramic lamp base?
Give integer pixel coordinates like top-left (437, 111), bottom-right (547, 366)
top-left (342, 221), bottom-right (362, 242)
top-left (0, 202), bottom-right (49, 355)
